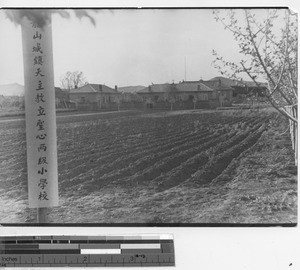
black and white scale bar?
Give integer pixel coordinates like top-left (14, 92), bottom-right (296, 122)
top-left (0, 235), bottom-right (175, 267)
top-left (0, 253), bottom-right (175, 267)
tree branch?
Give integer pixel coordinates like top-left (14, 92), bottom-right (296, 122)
top-left (245, 10), bottom-right (293, 105)
top-left (213, 10), bottom-right (247, 38)
top-left (241, 61), bottom-right (297, 123)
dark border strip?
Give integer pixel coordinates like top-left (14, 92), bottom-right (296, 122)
top-left (1, 249), bottom-right (81, 254)
top-left (0, 222), bottom-right (297, 227)
top-left (0, 5), bottom-right (294, 229)
top-left (0, 7), bottom-right (289, 9)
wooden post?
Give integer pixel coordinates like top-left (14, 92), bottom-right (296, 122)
top-left (21, 14), bottom-right (59, 223)
top-left (37, 207), bottom-right (48, 223)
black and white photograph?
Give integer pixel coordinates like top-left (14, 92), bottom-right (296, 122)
top-left (0, 7), bottom-right (297, 224)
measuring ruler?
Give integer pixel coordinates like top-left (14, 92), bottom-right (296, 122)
top-left (0, 235), bottom-right (175, 267)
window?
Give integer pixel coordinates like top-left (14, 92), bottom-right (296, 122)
top-left (80, 97), bottom-right (85, 103)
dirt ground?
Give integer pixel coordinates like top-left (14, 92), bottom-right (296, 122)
top-left (0, 109), bottom-right (297, 224)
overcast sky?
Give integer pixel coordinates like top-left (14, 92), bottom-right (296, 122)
top-left (0, 8), bottom-right (286, 88)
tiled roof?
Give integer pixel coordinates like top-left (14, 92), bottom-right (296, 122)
top-left (69, 84), bottom-right (117, 94)
top-left (176, 82), bottom-right (213, 92)
top-left (138, 84), bottom-right (176, 93)
top-left (89, 84), bottom-right (118, 93)
top-left (138, 82), bottom-right (213, 94)
top-left (242, 81), bottom-right (268, 88)
top-left (208, 76), bottom-right (238, 87)
top-left (118, 85), bottom-right (146, 93)
top-left (137, 88), bottom-right (149, 93)
top-left (209, 76), bottom-right (267, 88)
top-left (202, 80), bottom-right (234, 91)
top-left (69, 84), bottom-right (96, 93)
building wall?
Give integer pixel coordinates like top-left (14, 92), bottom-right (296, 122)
top-left (138, 91), bottom-right (214, 103)
top-left (137, 89), bottom-right (234, 109)
top-left (217, 89), bottom-right (233, 107)
top-left (136, 91), bottom-right (215, 110)
top-left (69, 92), bottom-right (122, 110)
top-left (69, 92), bottom-right (99, 103)
top-left (69, 88), bottom-right (234, 111)
top-left (121, 93), bottom-right (142, 102)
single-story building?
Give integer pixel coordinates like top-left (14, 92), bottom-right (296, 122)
top-left (0, 95), bottom-right (24, 110)
top-left (137, 79), bottom-right (234, 109)
top-left (237, 80), bottom-right (268, 97)
top-left (208, 76), bottom-right (268, 101)
top-left (69, 84), bottom-right (121, 110)
top-left (201, 78), bottom-right (235, 107)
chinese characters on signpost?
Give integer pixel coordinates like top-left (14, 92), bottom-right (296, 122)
top-left (21, 17), bottom-right (58, 208)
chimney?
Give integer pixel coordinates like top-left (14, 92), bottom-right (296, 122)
top-left (115, 85), bottom-right (118, 91)
top-left (148, 86), bottom-right (151, 92)
top-left (99, 85), bottom-right (103, 91)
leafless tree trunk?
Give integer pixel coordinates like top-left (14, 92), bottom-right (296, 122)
top-left (212, 9), bottom-right (297, 163)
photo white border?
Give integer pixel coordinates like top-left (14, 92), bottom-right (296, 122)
top-left (0, 0), bottom-right (299, 269)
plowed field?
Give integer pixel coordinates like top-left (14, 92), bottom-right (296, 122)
top-left (0, 109), bottom-right (297, 223)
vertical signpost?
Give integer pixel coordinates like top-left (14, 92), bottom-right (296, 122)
top-left (21, 15), bottom-right (58, 223)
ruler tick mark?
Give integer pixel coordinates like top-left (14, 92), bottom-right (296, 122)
top-left (1, 235), bottom-right (174, 267)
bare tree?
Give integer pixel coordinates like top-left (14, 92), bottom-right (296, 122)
top-left (60, 71), bottom-right (88, 90)
top-left (212, 9), bottom-right (297, 122)
top-left (212, 9), bottom-right (297, 162)
top-left (114, 94), bottom-right (122, 111)
top-left (163, 85), bottom-right (178, 111)
top-left (193, 95), bottom-right (199, 110)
